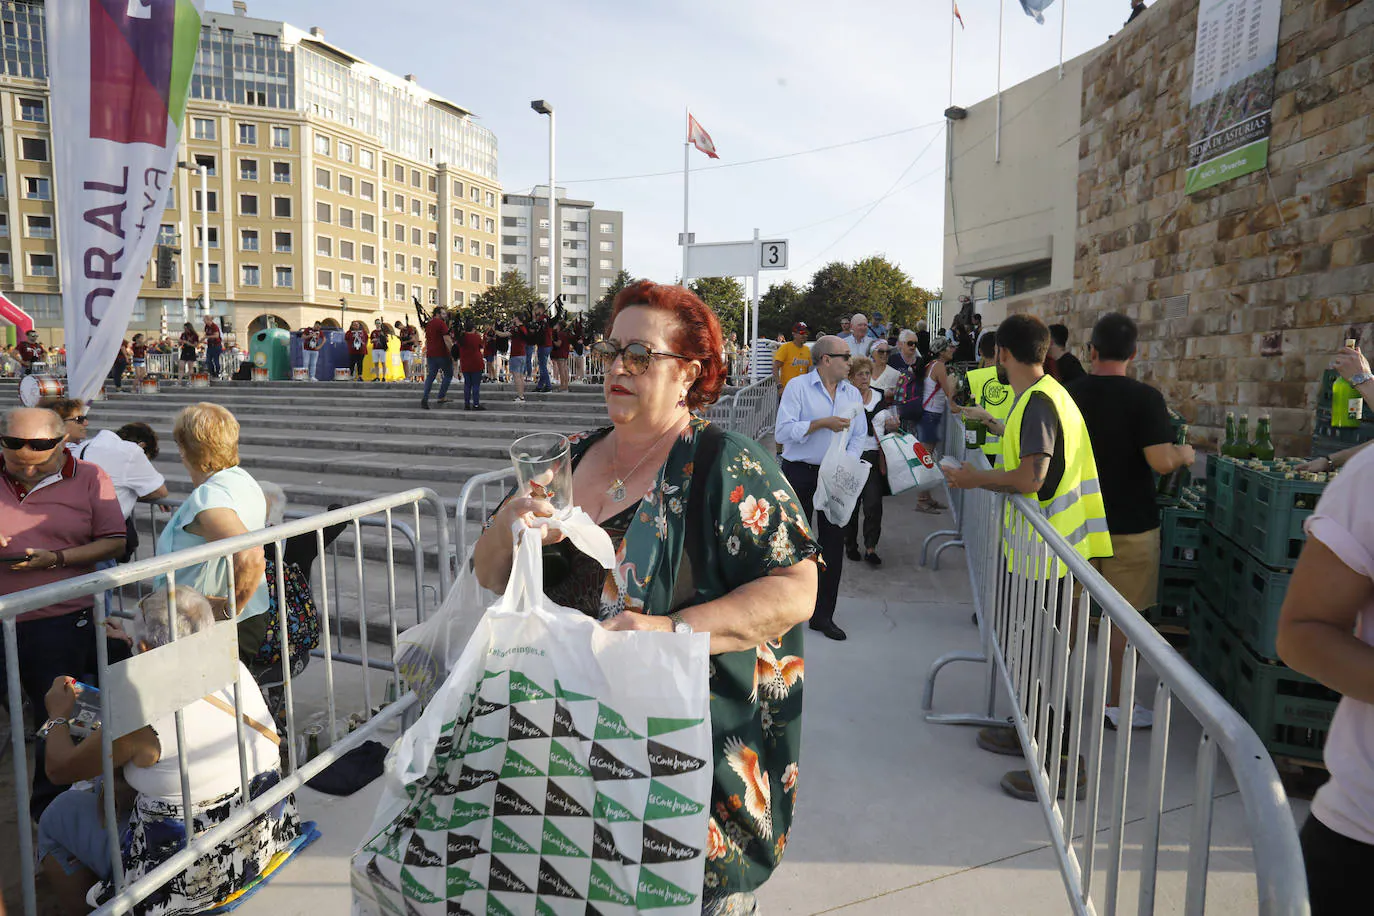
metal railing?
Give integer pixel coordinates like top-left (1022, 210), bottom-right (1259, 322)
top-left (704, 374), bottom-right (779, 442)
top-left (921, 417), bottom-right (1307, 915)
top-left (454, 469), bottom-right (518, 565)
top-left (2, 488), bottom-right (452, 916)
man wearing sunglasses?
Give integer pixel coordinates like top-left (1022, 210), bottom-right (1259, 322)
top-left (774, 335), bottom-right (866, 641)
top-left (0, 407), bottom-right (127, 820)
top-left (13, 329), bottom-right (47, 376)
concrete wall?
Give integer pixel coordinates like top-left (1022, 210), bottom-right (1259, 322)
top-left (1009, 0), bottom-right (1373, 456)
top-left (942, 52), bottom-right (1096, 325)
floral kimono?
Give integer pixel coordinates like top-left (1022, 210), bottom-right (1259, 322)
top-left (503, 415), bottom-right (821, 894)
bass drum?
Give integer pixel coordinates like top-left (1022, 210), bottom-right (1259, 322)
top-left (18, 375), bottom-right (64, 406)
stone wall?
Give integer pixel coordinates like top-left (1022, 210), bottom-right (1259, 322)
top-left (1012, 0), bottom-right (1373, 455)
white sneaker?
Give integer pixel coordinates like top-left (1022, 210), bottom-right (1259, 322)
top-left (1104, 704), bottom-right (1154, 730)
top-left (515, 396), bottom-right (525, 402)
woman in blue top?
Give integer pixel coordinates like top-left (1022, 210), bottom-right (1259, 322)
top-left (156, 402), bottom-right (269, 662)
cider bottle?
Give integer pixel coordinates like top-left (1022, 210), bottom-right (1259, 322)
top-left (1222, 411), bottom-right (1237, 458)
top-left (1251, 414), bottom-right (1275, 461)
top-left (1332, 339), bottom-right (1365, 428)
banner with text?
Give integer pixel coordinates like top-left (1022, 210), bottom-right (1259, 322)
top-left (1184, 0), bottom-right (1281, 194)
top-left (51, 0), bottom-right (202, 402)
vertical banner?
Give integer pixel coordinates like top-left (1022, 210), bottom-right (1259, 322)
top-left (1184, 0), bottom-right (1281, 195)
top-left (50, 0), bottom-right (203, 402)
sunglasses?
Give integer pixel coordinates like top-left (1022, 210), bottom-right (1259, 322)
top-left (824, 353), bottom-right (852, 361)
top-left (591, 340), bottom-right (690, 376)
top-left (1, 435), bottom-right (66, 452)
top-left (65, 415), bottom-right (89, 425)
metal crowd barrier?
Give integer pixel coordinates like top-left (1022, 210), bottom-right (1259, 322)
top-left (454, 469), bottom-right (519, 565)
top-left (920, 407), bottom-right (969, 571)
top-left (921, 417), bottom-right (1308, 915)
top-left (2, 487), bottom-right (451, 916)
top-left (703, 375), bottom-right (779, 442)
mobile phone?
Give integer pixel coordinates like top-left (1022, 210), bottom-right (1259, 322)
top-left (69, 682), bottom-right (102, 738)
top-left (0, 554), bottom-right (29, 563)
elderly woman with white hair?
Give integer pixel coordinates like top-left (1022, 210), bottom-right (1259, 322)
top-left (35, 586), bottom-right (302, 914)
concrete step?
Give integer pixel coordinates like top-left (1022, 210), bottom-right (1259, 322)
top-left (92, 398), bottom-right (606, 428)
top-left (155, 441), bottom-right (513, 483)
top-left (109, 379), bottom-right (608, 402)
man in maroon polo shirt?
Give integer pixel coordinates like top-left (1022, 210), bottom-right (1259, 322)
top-left (420, 305), bottom-right (455, 410)
top-left (0, 407), bottom-right (126, 819)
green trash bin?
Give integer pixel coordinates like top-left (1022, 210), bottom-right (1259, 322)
top-left (249, 328), bottom-right (292, 380)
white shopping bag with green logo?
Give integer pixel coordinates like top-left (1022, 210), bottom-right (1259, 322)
top-left (353, 523), bottom-right (713, 915)
top-left (879, 431), bottom-right (944, 495)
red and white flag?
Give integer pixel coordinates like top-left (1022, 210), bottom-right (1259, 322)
top-left (953, 1), bottom-right (965, 28)
top-left (687, 113), bottom-right (719, 159)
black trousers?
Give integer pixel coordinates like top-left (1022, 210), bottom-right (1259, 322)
top-left (782, 459), bottom-right (844, 628)
top-left (349, 353), bottom-right (365, 377)
top-left (1302, 813), bottom-right (1372, 915)
top-left (843, 448), bottom-right (885, 551)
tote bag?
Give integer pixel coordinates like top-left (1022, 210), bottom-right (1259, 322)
top-left (879, 431), bottom-right (944, 495)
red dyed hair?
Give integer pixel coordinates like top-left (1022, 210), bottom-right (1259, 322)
top-left (610, 281), bottom-right (726, 409)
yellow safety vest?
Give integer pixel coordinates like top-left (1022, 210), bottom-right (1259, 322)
top-left (966, 365), bottom-right (1014, 461)
top-left (1000, 374), bottom-right (1112, 577)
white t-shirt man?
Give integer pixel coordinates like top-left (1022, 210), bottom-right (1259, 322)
top-left (70, 429), bottom-right (166, 518)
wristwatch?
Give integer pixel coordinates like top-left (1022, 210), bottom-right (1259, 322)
top-left (1350, 372), bottom-right (1373, 387)
top-left (668, 612), bottom-right (693, 635)
top-left (37, 717), bottom-right (68, 739)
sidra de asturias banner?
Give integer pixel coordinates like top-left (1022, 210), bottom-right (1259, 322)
top-left (50, 0), bottom-right (202, 402)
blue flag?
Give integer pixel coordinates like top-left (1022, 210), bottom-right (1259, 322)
top-left (1019, 0), bottom-right (1056, 24)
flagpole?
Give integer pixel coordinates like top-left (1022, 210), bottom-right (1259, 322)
top-left (995, 0), bottom-right (1004, 163)
top-left (682, 109), bottom-right (690, 284)
top-left (949, 0), bottom-right (956, 108)
top-left (1059, 0), bottom-right (1067, 79)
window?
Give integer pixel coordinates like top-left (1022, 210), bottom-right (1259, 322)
top-left (411, 199), bottom-right (421, 218)
top-left (470, 214), bottom-right (480, 230)
top-left (486, 243), bottom-right (495, 260)
top-left (273, 231), bottom-right (292, 253)
top-left (538, 255), bottom-right (550, 267)
top-left (428, 204), bottom-right (438, 222)
top-left (0, 253), bottom-right (10, 276)
top-left (428, 175), bottom-right (437, 193)
top-left (314, 134), bottom-right (330, 156)
top-left (484, 218), bottom-right (495, 233)
top-left (470, 240), bottom-right (481, 256)
top-left (239, 158), bottom-right (259, 180)
top-left (338, 207), bottom-right (354, 229)
top-left (428, 260), bottom-right (437, 277)
top-left (193, 117), bottom-right (215, 140)
top-left (271, 126), bottom-right (290, 148)
top-left (272, 161), bottom-right (291, 182)
top-left (599, 222), bottom-right (614, 234)
top-left (316, 201), bottom-right (331, 223)
top-left (394, 252), bottom-right (405, 271)
top-left (599, 258), bottom-right (613, 270)
top-left (502, 235), bottom-right (519, 246)
top-left (195, 262), bottom-right (221, 284)
top-left (28, 253), bottom-right (56, 277)
top-left (453, 291), bottom-right (464, 306)
top-left (0, 175), bottom-right (6, 197)
top-left (394, 194), bottom-right (405, 213)
top-left (381, 190), bottom-right (389, 208)
top-left (275, 266), bottom-right (293, 287)
top-left (156, 224), bottom-right (176, 245)
top-left (20, 137), bottom-right (47, 161)
top-left (273, 196), bottom-right (292, 218)
top-left (25, 214), bottom-right (53, 238)
top-left (317, 235), bottom-right (332, 257)
top-left (0, 214), bottom-right (8, 237)
top-left (193, 188), bottom-right (218, 212)
top-left (470, 186), bottom-right (480, 202)
top-left (453, 235), bottom-right (464, 250)
top-left (360, 149), bottom-right (374, 170)
top-left (599, 240), bottom-right (615, 252)
top-left (429, 288), bottom-right (437, 305)
top-left (361, 276), bottom-right (376, 296)
top-left (393, 223), bottom-right (404, 243)
top-left (19, 97), bottom-right (45, 122)
top-left (486, 270), bottom-right (495, 285)
top-left (316, 167), bottom-right (331, 190)
top-left (316, 269), bottom-right (332, 290)
top-left (192, 153), bottom-right (216, 176)
top-left (452, 263), bottom-right (464, 280)
top-left (394, 283), bottom-right (406, 301)
top-left (538, 274), bottom-right (550, 287)
top-left (599, 276), bottom-right (613, 288)
top-left (562, 274), bottom-right (577, 287)
top-left (452, 179), bottom-right (464, 197)
top-left (238, 122), bottom-right (257, 145)
top-left (240, 264), bottom-right (260, 286)
top-left (340, 240), bottom-right (355, 261)
top-left (486, 192), bottom-right (496, 208)
top-left (359, 180), bottom-right (375, 201)
top-left (339, 273), bottom-right (355, 294)
top-left (538, 218), bottom-right (549, 229)
top-left (428, 231), bottom-right (438, 248)
top-left (410, 227), bottom-right (421, 246)
top-left (337, 140), bottom-right (353, 163)
top-left (239, 193), bottom-right (258, 216)
top-left (240, 228), bottom-right (259, 251)
top-left (361, 244), bottom-right (375, 264)
top-left (410, 169), bottom-right (421, 188)
top-left (411, 256), bottom-right (422, 274)
top-left (453, 208), bottom-right (464, 223)
top-left (1002, 259), bottom-right (1053, 296)
top-left (360, 212), bottom-right (375, 233)
top-left (194, 225), bottom-right (219, 248)
top-left (338, 174), bottom-right (353, 196)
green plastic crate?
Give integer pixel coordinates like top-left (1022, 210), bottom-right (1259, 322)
top-left (1241, 469), bottom-right (1325, 569)
top-left (1188, 595), bottom-right (1221, 681)
top-left (1204, 454), bottom-right (1238, 538)
top-left (1234, 552), bottom-right (1289, 662)
top-left (1160, 503), bottom-right (1205, 568)
top-left (1145, 567), bottom-right (1195, 630)
top-left (1313, 408), bottom-right (1374, 448)
top-left (1195, 524), bottom-right (1233, 614)
top-left (1231, 643), bottom-right (1339, 762)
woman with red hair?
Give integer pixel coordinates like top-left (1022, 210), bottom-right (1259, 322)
top-left (475, 280), bottom-right (819, 913)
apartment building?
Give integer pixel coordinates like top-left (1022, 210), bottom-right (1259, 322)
top-left (0, 0), bottom-right (500, 343)
top-left (500, 186), bottom-right (623, 311)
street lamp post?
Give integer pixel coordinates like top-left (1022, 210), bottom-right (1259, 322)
top-left (339, 296), bottom-right (347, 330)
top-left (177, 160), bottom-right (210, 320)
top-left (530, 100), bottom-right (556, 306)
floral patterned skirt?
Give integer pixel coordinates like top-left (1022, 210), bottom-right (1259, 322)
top-left (90, 770), bottom-right (300, 915)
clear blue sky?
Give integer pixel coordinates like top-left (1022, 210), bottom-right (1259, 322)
top-left (257, 0), bottom-right (1139, 292)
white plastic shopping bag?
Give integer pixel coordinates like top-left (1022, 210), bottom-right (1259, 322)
top-left (879, 431), bottom-right (944, 495)
top-left (813, 405), bottom-right (871, 527)
top-left (353, 520), bottom-right (714, 915)
top-left (394, 551), bottom-right (496, 708)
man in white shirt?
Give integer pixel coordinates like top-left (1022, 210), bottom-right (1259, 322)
top-left (839, 313), bottom-right (878, 359)
top-left (775, 335), bottom-right (865, 641)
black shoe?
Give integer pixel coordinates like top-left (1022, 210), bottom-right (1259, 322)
top-left (473, 404), bottom-right (486, 411)
top-left (845, 545), bottom-right (861, 561)
top-left (808, 621), bottom-right (847, 641)
top-left (420, 400), bottom-right (430, 410)
top-left (864, 551), bottom-right (882, 566)
top-left (464, 404), bottom-right (472, 411)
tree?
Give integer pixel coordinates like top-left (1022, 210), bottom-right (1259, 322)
top-left (758, 280), bottom-right (804, 339)
top-left (586, 268), bottom-right (633, 336)
top-left (793, 256), bottom-right (937, 337)
top-left (688, 277), bottom-right (748, 341)
top-left (467, 270), bottom-right (539, 326)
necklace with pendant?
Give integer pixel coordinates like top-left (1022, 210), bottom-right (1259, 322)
top-left (606, 422), bottom-right (683, 502)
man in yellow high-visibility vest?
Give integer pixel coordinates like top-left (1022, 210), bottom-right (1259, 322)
top-left (943, 313), bottom-right (1112, 802)
top-left (963, 332), bottom-right (1014, 464)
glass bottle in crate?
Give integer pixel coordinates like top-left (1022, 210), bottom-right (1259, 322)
top-left (1160, 424), bottom-right (1190, 498)
top-left (1251, 414), bottom-right (1275, 461)
top-left (1332, 338), bottom-right (1365, 428)
top-left (1222, 411), bottom-right (1237, 459)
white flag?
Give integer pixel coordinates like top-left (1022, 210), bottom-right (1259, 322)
top-left (50, 0), bottom-right (203, 403)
